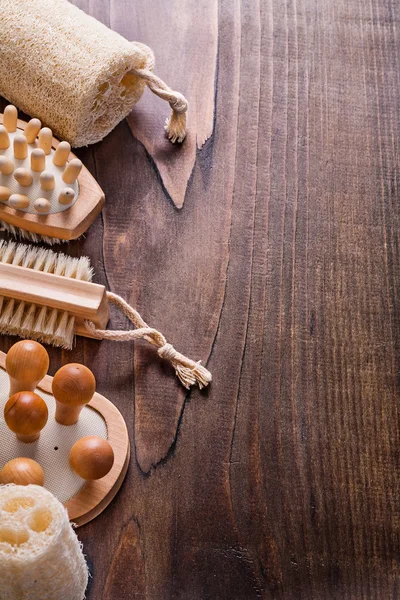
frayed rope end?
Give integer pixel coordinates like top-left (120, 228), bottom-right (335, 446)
top-left (164, 90), bottom-right (188, 143)
top-left (158, 342), bottom-right (211, 389)
top-left (85, 316), bottom-right (211, 390)
top-left (129, 62), bottom-right (188, 144)
top-left (165, 110), bottom-right (187, 144)
top-left (175, 361), bottom-right (212, 390)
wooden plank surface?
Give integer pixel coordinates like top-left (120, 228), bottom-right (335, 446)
top-left (1, 0), bottom-right (400, 597)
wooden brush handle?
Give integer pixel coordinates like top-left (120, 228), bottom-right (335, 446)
top-left (0, 263), bottom-right (109, 327)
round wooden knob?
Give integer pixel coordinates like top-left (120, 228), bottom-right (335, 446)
top-left (6, 340), bottom-right (49, 396)
top-left (0, 457), bottom-right (44, 486)
top-left (52, 364), bottom-right (96, 425)
top-left (69, 436), bottom-right (114, 480)
top-left (4, 391), bottom-right (48, 443)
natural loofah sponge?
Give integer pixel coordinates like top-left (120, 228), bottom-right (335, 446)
top-left (0, 0), bottom-right (187, 146)
top-left (0, 484), bottom-right (88, 600)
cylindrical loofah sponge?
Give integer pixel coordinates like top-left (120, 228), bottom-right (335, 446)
top-left (0, 0), bottom-right (187, 146)
top-left (0, 484), bottom-right (88, 600)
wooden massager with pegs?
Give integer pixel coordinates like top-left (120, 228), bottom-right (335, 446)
top-left (0, 340), bottom-right (129, 526)
top-left (0, 104), bottom-right (104, 244)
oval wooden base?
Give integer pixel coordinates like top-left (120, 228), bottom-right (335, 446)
top-left (0, 351), bottom-right (130, 527)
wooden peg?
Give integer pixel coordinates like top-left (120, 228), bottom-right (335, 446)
top-left (0, 125), bottom-right (10, 149)
top-left (40, 171), bottom-right (55, 191)
top-left (24, 118), bottom-right (41, 144)
top-left (6, 340), bottom-right (49, 396)
top-left (30, 148), bottom-right (46, 172)
top-left (69, 436), bottom-right (114, 480)
top-left (4, 391), bottom-right (48, 443)
top-left (53, 141), bottom-right (71, 167)
top-left (13, 135), bottom-right (28, 160)
top-left (0, 156), bottom-right (14, 175)
top-left (38, 127), bottom-right (52, 155)
top-left (62, 159), bottom-right (82, 184)
top-left (52, 363), bottom-right (96, 425)
top-left (0, 457), bottom-right (44, 486)
top-left (3, 105), bottom-right (18, 133)
top-left (14, 168), bottom-right (33, 187)
top-left (0, 187), bottom-right (10, 202)
top-left (9, 194), bottom-right (29, 209)
top-left (58, 187), bottom-right (75, 205)
top-left (34, 197), bottom-right (51, 213)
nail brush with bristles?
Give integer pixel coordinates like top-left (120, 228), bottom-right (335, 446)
top-left (0, 239), bottom-right (212, 389)
top-left (0, 240), bottom-right (104, 350)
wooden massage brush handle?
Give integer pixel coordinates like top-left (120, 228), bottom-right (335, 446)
top-left (4, 391), bottom-right (48, 443)
top-left (6, 340), bottom-right (49, 396)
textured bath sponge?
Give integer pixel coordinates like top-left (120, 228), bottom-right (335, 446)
top-left (0, 484), bottom-right (88, 600)
top-left (0, 0), bottom-right (187, 146)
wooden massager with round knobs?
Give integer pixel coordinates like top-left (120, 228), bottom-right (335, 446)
top-left (0, 104), bottom-right (104, 244)
top-left (0, 340), bottom-right (129, 526)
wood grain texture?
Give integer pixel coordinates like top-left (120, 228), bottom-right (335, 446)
top-left (123, 0), bottom-right (217, 208)
top-left (1, 0), bottom-right (400, 597)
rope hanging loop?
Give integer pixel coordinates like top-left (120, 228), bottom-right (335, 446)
top-left (129, 65), bottom-right (188, 143)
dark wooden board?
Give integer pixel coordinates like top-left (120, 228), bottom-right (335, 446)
top-left (1, 0), bottom-right (400, 597)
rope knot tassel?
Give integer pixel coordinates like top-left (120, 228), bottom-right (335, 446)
top-left (157, 343), bottom-right (212, 389)
top-left (129, 66), bottom-right (188, 143)
top-left (84, 292), bottom-right (211, 390)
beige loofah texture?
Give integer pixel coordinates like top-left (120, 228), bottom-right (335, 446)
top-left (0, 484), bottom-right (88, 600)
top-left (0, 0), bottom-right (154, 147)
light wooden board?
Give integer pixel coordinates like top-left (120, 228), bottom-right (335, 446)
top-left (0, 351), bottom-right (130, 527)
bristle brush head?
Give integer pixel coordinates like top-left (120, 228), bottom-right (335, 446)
top-left (0, 221), bottom-right (65, 245)
top-left (0, 239), bottom-right (93, 280)
top-left (0, 300), bottom-right (76, 349)
top-left (0, 240), bottom-right (94, 349)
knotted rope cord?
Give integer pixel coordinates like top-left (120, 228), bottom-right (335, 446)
top-left (84, 292), bottom-right (211, 390)
top-left (129, 65), bottom-right (188, 143)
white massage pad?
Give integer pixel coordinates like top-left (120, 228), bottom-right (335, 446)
top-left (0, 368), bottom-right (107, 503)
